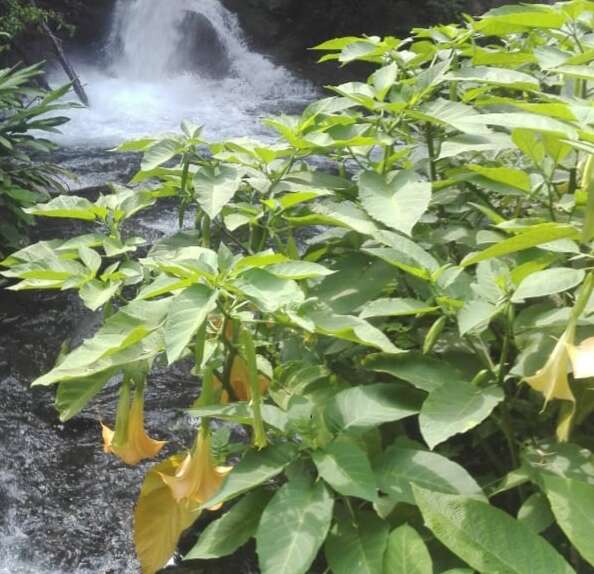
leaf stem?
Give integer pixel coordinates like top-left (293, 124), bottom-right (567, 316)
top-left (425, 122), bottom-right (438, 182)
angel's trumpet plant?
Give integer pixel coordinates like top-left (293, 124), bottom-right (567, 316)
top-left (102, 379), bottom-right (166, 465)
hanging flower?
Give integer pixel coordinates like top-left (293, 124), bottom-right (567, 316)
top-left (102, 381), bottom-right (166, 465)
top-left (524, 326), bottom-right (576, 405)
top-left (230, 355), bottom-right (269, 401)
top-left (159, 428), bottom-right (231, 510)
top-left (210, 355), bottom-right (269, 403)
top-left (567, 336), bottom-right (594, 379)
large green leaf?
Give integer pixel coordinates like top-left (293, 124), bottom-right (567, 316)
top-left (268, 260), bottom-right (334, 280)
top-left (540, 473), bottom-right (594, 567)
top-left (24, 195), bottom-right (102, 221)
top-left (462, 224), bottom-right (580, 266)
top-left (465, 112), bottom-right (577, 139)
top-left (185, 490), bottom-right (273, 560)
top-left (235, 268), bottom-right (305, 313)
top-left (141, 138), bottom-right (180, 170)
top-left (517, 492), bottom-right (554, 534)
top-left (468, 165), bottom-right (531, 193)
top-left (324, 383), bottom-right (422, 432)
top-left (446, 66), bottom-right (539, 89)
top-left (32, 299), bottom-right (170, 386)
top-left (411, 98), bottom-right (491, 135)
top-left (511, 268), bottom-right (585, 303)
top-left (54, 371), bottom-right (113, 422)
top-left (363, 352), bottom-right (466, 393)
top-left (364, 230), bottom-right (439, 280)
top-left (474, 5), bottom-right (567, 37)
top-left (164, 284), bottom-right (218, 364)
top-left (203, 443), bottom-right (298, 509)
top-left (384, 524), bottom-right (433, 574)
top-left (256, 479), bottom-right (334, 574)
top-left (359, 171), bottom-right (431, 237)
top-left (413, 487), bottom-right (575, 574)
top-left (419, 380), bottom-right (504, 449)
top-left (79, 279), bottom-right (122, 311)
top-left (313, 436), bottom-right (378, 502)
top-left (439, 133), bottom-right (514, 159)
top-left (302, 305), bottom-right (403, 354)
top-left (359, 298), bottom-right (437, 319)
top-left (309, 255), bottom-right (396, 314)
top-left (325, 508), bottom-right (389, 574)
top-left (287, 200), bottom-right (379, 235)
top-left (195, 165), bottom-right (243, 219)
top-left (375, 439), bottom-right (484, 504)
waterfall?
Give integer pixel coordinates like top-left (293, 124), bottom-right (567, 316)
top-left (52, 0), bottom-right (314, 146)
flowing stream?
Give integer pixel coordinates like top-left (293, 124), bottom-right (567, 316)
top-left (0, 1), bottom-right (313, 572)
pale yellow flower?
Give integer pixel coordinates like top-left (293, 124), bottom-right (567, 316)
top-left (567, 336), bottom-right (594, 379)
top-left (102, 386), bottom-right (166, 466)
top-left (159, 429), bottom-right (231, 510)
top-left (524, 327), bottom-right (575, 405)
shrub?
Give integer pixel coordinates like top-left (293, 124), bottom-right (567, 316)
top-left (0, 61), bottom-right (73, 255)
top-left (3, 1), bottom-right (594, 573)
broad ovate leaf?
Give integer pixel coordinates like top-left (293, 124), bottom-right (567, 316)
top-left (359, 170), bottom-right (431, 236)
top-left (419, 380), bottom-right (504, 449)
top-left (256, 479), bottom-right (334, 574)
top-left (325, 508), bottom-right (389, 574)
top-left (313, 436), bottom-right (378, 502)
top-left (413, 486), bottom-right (575, 574)
top-left (375, 438), bottom-right (484, 505)
top-left (324, 383), bottom-right (422, 432)
top-left (384, 524), bottom-right (433, 574)
top-left (511, 268), bottom-right (585, 303)
top-left (539, 473), bottom-right (594, 567)
top-left (185, 489), bottom-right (273, 560)
top-left (195, 165), bottom-right (243, 219)
top-left (164, 284), bottom-right (218, 364)
top-left (202, 443), bottom-right (298, 509)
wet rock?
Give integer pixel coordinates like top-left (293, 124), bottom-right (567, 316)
top-left (176, 10), bottom-right (233, 79)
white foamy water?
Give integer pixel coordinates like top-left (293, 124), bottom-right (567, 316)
top-left (52, 0), bottom-right (314, 146)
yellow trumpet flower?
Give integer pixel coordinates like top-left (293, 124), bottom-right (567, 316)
top-left (211, 355), bottom-right (269, 403)
top-left (159, 428), bottom-right (231, 510)
top-left (524, 326), bottom-right (575, 405)
top-left (567, 336), bottom-right (594, 379)
top-left (102, 381), bottom-right (166, 466)
top-left (230, 355), bottom-right (269, 401)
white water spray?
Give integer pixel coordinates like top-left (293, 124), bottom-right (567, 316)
top-left (54, 0), bottom-right (313, 146)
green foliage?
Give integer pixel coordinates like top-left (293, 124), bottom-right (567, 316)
top-left (4, 1), bottom-right (594, 573)
top-left (0, 0), bottom-right (55, 38)
top-left (0, 62), bottom-right (73, 255)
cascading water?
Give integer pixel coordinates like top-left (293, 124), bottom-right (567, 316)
top-left (0, 2), bottom-right (314, 573)
top-left (53, 0), bottom-right (314, 146)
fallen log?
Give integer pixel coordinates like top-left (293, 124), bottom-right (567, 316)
top-left (27, 0), bottom-right (89, 106)
top-left (38, 19), bottom-right (89, 106)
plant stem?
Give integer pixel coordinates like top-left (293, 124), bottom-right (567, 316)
top-left (425, 122), bottom-right (438, 182)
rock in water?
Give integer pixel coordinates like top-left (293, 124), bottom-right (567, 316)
top-left (176, 10), bottom-right (233, 79)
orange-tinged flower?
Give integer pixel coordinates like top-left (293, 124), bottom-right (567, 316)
top-left (567, 336), bottom-right (594, 379)
top-left (102, 384), bottom-right (165, 466)
top-left (230, 355), bottom-right (269, 401)
top-left (210, 356), bottom-right (269, 403)
top-left (159, 429), bottom-right (231, 510)
top-left (524, 327), bottom-right (575, 405)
